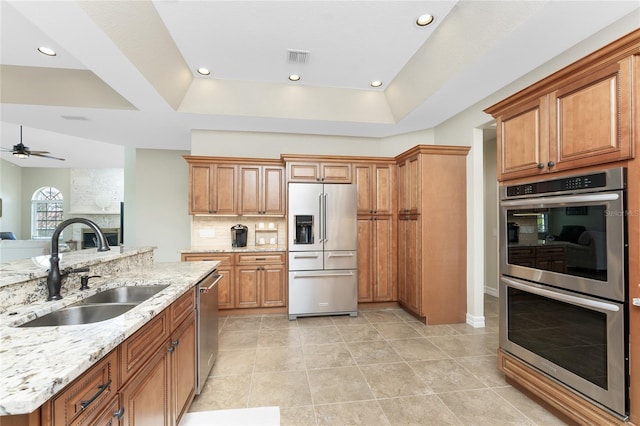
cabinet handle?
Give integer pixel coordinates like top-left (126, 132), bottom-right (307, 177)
top-left (255, 257), bottom-right (266, 261)
top-left (547, 161), bottom-right (555, 168)
top-left (537, 163), bottom-right (544, 169)
top-left (172, 339), bottom-right (179, 347)
top-left (80, 379), bottom-right (112, 409)
top-left (168, 345), bottom-right (176, 353)
top-left (113, 407), bottom-right (125, 420)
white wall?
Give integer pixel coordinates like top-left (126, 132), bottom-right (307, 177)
top-left (483, 133), bottom-right (498, 297)
top-left (0, 159), bottom-right (22, 238)
top-left (128, 148), bottom-right (191, 262)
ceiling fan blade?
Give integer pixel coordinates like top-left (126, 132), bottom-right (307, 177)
top-left (30, 152), bottom-right (66, 161)
top-left (0, 147), bottom-right (14, 152)
top-left (28, 150), bottom-right (52, 155)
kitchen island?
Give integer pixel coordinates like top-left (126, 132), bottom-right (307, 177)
top-left (0, 248), bottom-right (218, 419)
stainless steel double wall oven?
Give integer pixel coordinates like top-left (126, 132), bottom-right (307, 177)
top-left (499, 167), bottom-right (628, 419)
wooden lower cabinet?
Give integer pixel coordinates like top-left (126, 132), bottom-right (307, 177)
top-left (358, 215), bottom-right (396, 302)
top-left (38, 287), bottom-right (198, 426)
top-left (183, 252), bottom-right (286, 310)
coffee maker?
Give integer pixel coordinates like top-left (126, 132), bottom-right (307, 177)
top-left (231, 224), bottom-right (248, 247)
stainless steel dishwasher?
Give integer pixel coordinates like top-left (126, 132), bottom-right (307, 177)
top-left (196, 271), bottom-right (222, 394)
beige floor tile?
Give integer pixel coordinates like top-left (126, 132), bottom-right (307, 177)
top-left (331, 313), bottom-right (369, 325)
top-left (254, 345), bottom-right (306, 373)
top-left (428, 334), bottom-right (494, 358)
top-left (493, 386), bottom-right (569, 425)
top-left (448, 322), bottom-right (497, 335)
top-left (257, 327), bottom-right (301, 347)
top-left (386, 337), bottom-right (448, 362)
top-left (211, 349), bottom-right (255, 376)
top-left (261, 314), bottom-right (299, 329)
top-left (248, 370), bottom-right (313, 408)
top-left (315, 401), bottom-right (390, 426)
top-left (299, 325), bottom-right (343, 345)
top-left (455, 355), bottom-right (508, 388)
top-left (297, 316), bottom-right (336, 327)
top-left (467, 332), bottom-right (499, 355)
top-left (361, 310), bottom-right (404, 323)
top-left (336, 323), bottom-right (384, 342)
top-left (347, 340), bottom-right (403, 365)
top-left (218, 329), bottom-right (260, 350)
top-left (359, 362), bottom-right (433, 398)
top-left (189, 374), bottom-right (251, 411)
top-left (412, 323), bottom-right (460, 337)
top-left (378, 394), bottom-right (462, 426)
top-left (303, 342), bottom-right (356, 369)
top-left (279, 405), bottom-right (317, 426)
top-left (409, 359), bottom-right (487, 393)
top-left (438, 389), bottom-right (536, 425)
top-left (307, 366), bottom-right (374, 404)
top-left (374, 321), bottom-right (423, 339)
top-left (222, 316), bottom-right (262, 331)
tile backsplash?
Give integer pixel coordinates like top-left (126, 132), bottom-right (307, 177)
top-left (191, 217), bottom-right (287, 249)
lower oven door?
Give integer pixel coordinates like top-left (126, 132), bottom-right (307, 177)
top-left (500, 276), bottom-right (628, 418)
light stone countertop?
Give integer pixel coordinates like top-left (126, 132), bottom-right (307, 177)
top-left (0, 260), bottom-right (219, 416)
top-left (181, 245), bottom-right (287, 254)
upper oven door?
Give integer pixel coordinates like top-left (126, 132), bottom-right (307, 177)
top-left (500, 190), bottom-right (626, 302)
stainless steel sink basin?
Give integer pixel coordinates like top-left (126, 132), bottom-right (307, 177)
top-left (78, 285), bottom-right (169, 304)
top-left (20, 303), bottom-right (138, 327)
top-left (18, 285), bottom-right (169, 327)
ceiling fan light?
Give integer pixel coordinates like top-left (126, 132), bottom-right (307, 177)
top-left (13, 152), bottom-right (28, 159)
top-left (37, 46), bottom-right (57, 56)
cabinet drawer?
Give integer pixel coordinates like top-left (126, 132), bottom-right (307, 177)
top-left (182, 253), bottom-right (233, 266)
top-left (171, 288), bottom-right (195, 328)
top-left (236, 252), bottom-right (285, 265)
top-left (51, 350), bottom-right (118, 426)
top-left (119, 311), bottom-right (170, 384)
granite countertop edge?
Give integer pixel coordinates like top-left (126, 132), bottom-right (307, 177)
top-left (0, 260), bottom-right (219, 416)
top-left (181, 246), bottom-right (287, 253)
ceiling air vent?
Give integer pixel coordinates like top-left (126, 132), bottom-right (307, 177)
top-left (61, 115), bottom-right (88, 121)
top-left (287, 49), bottom-right (310, 64)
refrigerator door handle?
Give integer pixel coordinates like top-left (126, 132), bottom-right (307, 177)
top-left (323, 192), bottom-right (328, 242)
top-left (327, 253), bottom-right (355, 258)
top-left (318, 192), bottom-right (324, 242)
top-left (292, 271), bottom-right (355, 279)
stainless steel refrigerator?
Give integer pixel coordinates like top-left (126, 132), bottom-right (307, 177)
top-left (287, 183), bottom-right (358, 320)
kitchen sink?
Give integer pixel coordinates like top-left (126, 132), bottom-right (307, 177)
top-left (19, 303), bottom-right (138, 327)
top-left (78, 285), bottom-right (169, 304)
top-left (18, 285), bottom-right (169, 327)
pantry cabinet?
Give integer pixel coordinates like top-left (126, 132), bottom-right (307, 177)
top-left (395, 146), bottom-right (469, 325)
top-left (239, 163), bottom-right (286, 215)
top-left (486, 40), bottom-right (636, 181)
top-left (357, 215), bottom-right (396, 302)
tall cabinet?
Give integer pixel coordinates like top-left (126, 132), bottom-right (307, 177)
top-left (395, 146), bottom-right (470, 325)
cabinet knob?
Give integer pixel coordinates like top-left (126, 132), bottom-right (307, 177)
top-left (537, 163), bottom-right (544, 169)
top-left (547, 161), bottom-right (555, 168)
top-left (114, 408), bottom-right (125, 420)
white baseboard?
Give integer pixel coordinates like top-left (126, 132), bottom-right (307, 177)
top-left (484, 286), bottom-right (499, 298)
top-left (466, 313), bottom-right (485, 328)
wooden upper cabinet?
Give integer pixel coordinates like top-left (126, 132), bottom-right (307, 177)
top-left (486, 32), bottom-right (638, 181)
top-left (286, 160), bottom-right (352, 183)
top-left (187, 161), bottom-right (237, 214)
top-left (239, 164), bottom-right (285, 215)
top-left (354, 162), bottom-right (394, 215)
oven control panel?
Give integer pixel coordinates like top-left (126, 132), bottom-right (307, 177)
top-left (504, 168), bottom-right (625, 198)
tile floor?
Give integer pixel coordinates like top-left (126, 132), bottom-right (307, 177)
top-left (188, 295), bottom-right (568, 425)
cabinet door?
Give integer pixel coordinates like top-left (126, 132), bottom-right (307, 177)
top-left (261, 265), bottom-right (286, 307)
top-left (171, 313), bottom-right (196, 425)
top-left (239, 165), bottom-right (261, 215)
top-left (406, 156), bottom-right (420, 213)
top-left (373, 216), bottom-right (395, 302)
top-left (120, 348), bottom-right (170, 426)
top-left (373, 164), bottom-right (393, 215)
top-left (320, 162), bottom-right (352, 183)
top-left (497, 96), bottom-right (549, 181)
top-left (398, 215), bottom-right (420, 315)
top-left (262, 165), bottom-right (285, 215)
top-left (550, 59), bottom-right (633, 172)
top-left (88, 396), bottom-right (122, 426)
top-left (214, 165), bottom-right (237, 214)
top-left (182, 254), bottom-right (234, 309)
top-left (236, 266), bottom-right (260, 308)
top-left (287, 162), bottom-right (320, 182)
top-left (189, 164), bottom-right (214, 214)
top-left (357, 218), bottom-right (373, 302)
top-left (355, 164), bottom-right (373, 214)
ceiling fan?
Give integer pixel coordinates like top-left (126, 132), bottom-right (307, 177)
top-left (1, 125), bottom-right (65, 161)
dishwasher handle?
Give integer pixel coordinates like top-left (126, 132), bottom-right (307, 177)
top-left (200, 273), bottom-right (223, 294)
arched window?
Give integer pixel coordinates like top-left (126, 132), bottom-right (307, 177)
top-left (31, 187), bottom-right (64, 239)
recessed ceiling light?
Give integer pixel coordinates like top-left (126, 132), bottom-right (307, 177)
top-left (289, 74), bottom-right (301, 82)
top-left (416, 14), bottom-right (434, 27)
top-left (197, 67), bottom-right (211, 76)
top-left (370, 80), bottom-right (383, 88)
top-left (37, 47), bottom-right (56, 56)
